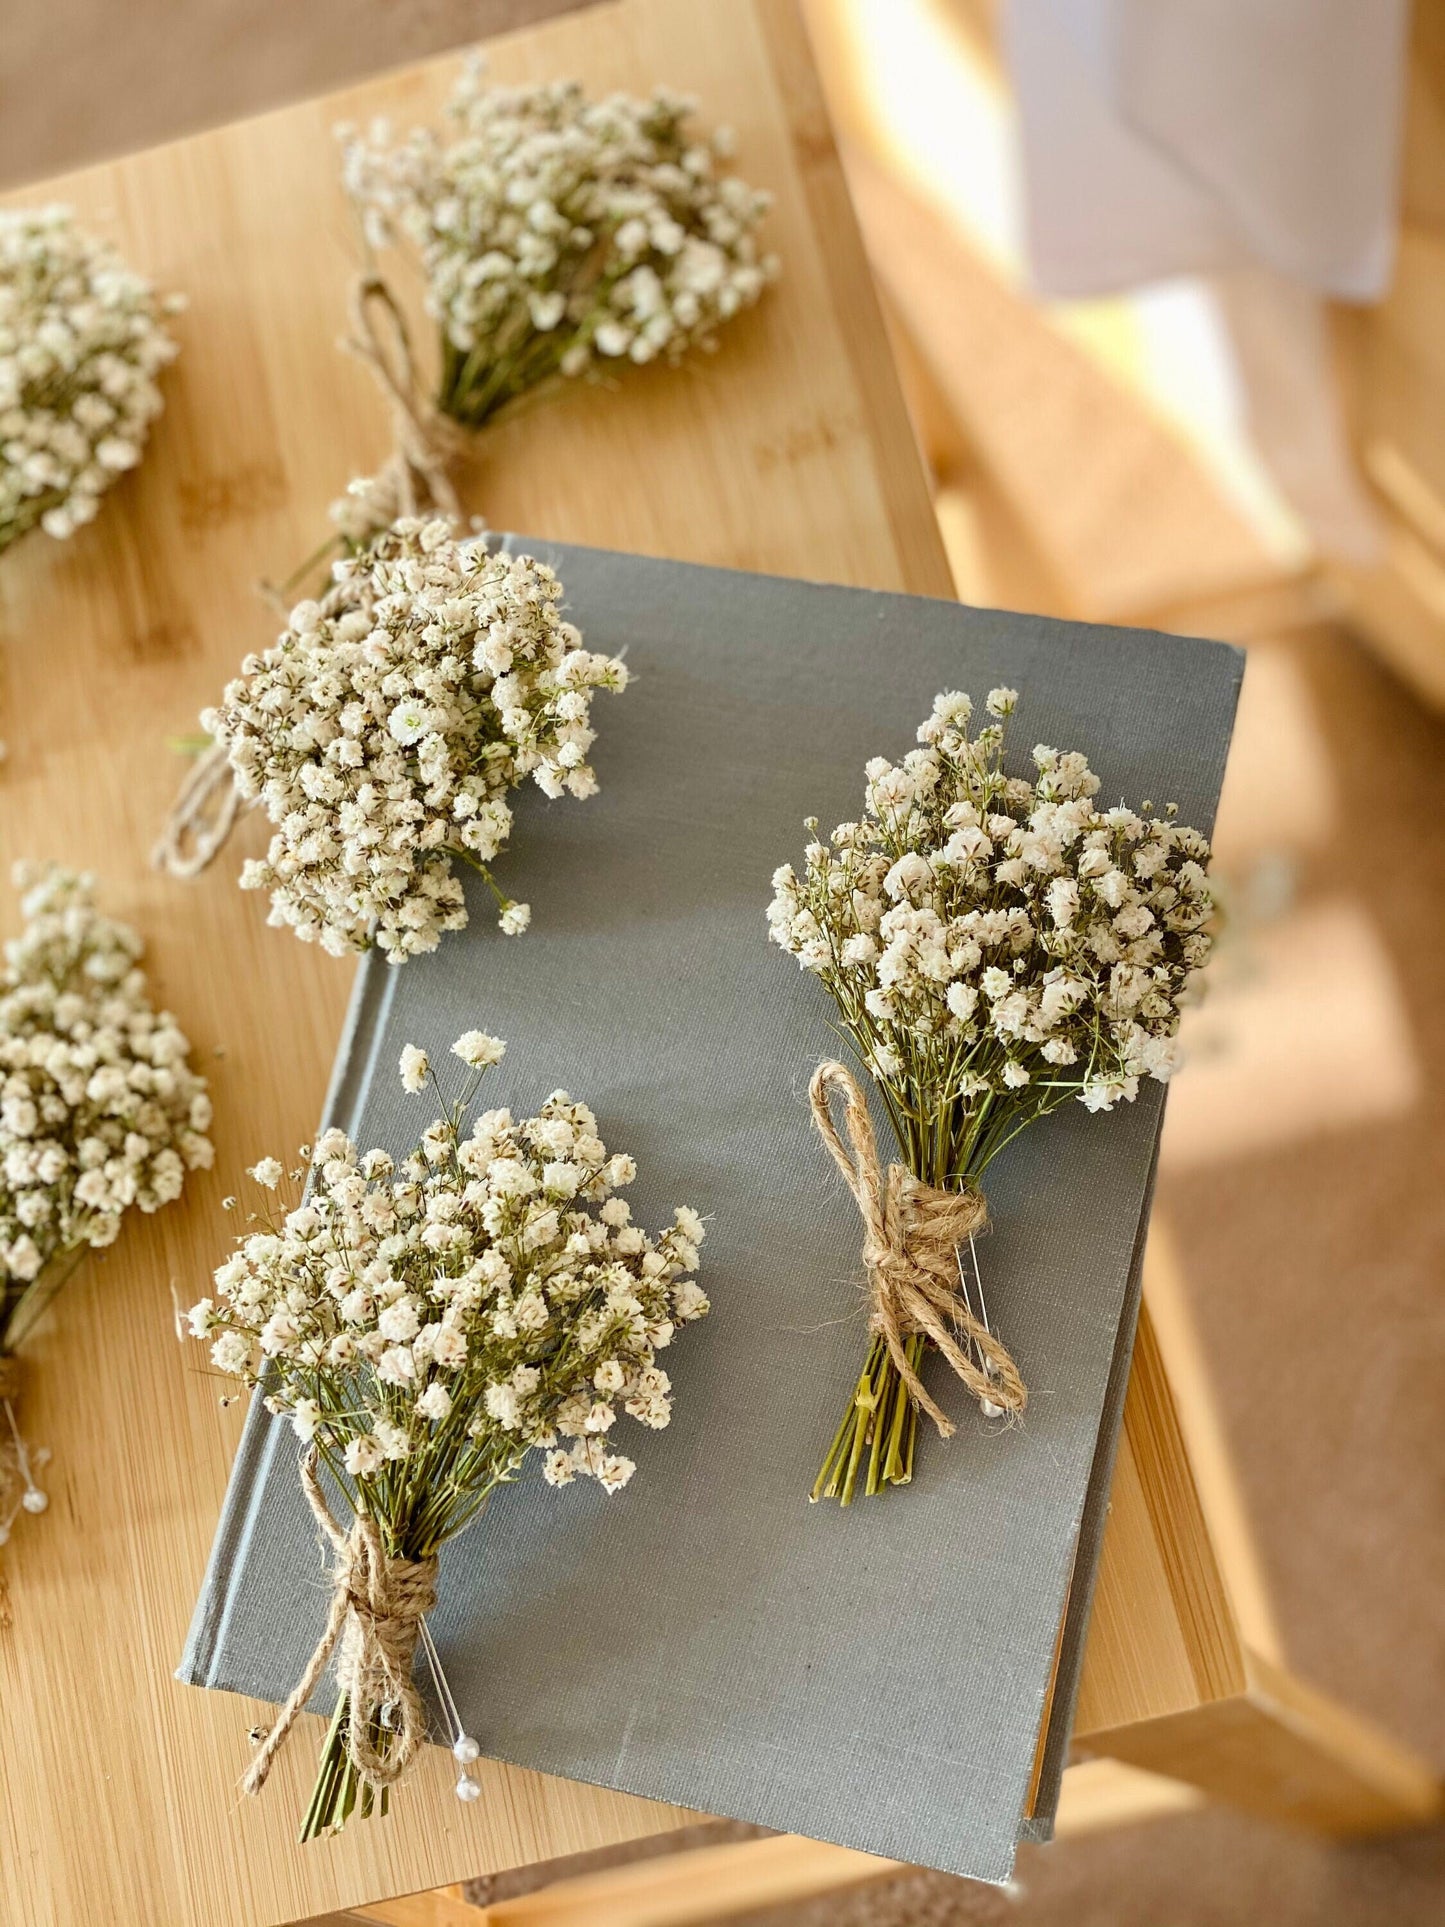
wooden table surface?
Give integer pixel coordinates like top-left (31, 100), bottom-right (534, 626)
top-left (0, 3), bottom-right (1318, 1922)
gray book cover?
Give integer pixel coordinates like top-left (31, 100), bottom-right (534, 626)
top-left (179, 541), bottom-right (1241, 1885)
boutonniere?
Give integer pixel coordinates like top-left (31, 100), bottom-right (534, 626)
top-left (156, 519), bottom-right (628, 959)
top-left (319, 64), bottom-right (779, 554)
top-left (1, 865), bottom-right (212, 1545)
top-left (769, 688), bottom-right (1215, 1502)
top-left (0, 205), bottom-right (181, 557)
top-left (189, 1030), bottom-right (708, 1835)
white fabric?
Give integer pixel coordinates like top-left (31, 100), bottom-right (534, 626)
top-left (1005, 0), bottom-right (1409, 302)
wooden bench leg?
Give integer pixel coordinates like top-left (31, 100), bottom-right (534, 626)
top-left (1080, 1226), bottom-right (1443, 1837)
top-left (338, 1703), bottom-right (1439, 1927)
top-left (1079, 1646), bottom-right (1442, 1836)
top-left (340, 1763), bottom-right (1203, 1927)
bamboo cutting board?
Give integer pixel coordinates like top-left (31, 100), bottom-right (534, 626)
top-left (0, 3), bottom-right (1231, 1921)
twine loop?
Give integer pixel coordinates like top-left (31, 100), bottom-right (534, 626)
top-left (342, 274), bottom-right (466, 527)
top-left (808, 1061), bottom-right (1027, 1434)
top-left (151, 743), bottom-right (242, 879)
top-left (242, 1448), bottom-right (438, 1799)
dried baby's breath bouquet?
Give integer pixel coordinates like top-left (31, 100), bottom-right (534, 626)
top-left (190, 1031), bottom-right (707, 1837)
top-left (0, 205), bottom-right (181, 555)
top-left (319, 63), bottom-right (777, 551)
top-left (768, 689), bottom-right (1215, 1502)
top-left (1, 864), bottom-right (212, 1543)
top-left (158, 516), bottom-right (628, 959)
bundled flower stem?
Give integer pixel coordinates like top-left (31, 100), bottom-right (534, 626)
top-left (768, 689), bottom-right (1216, 1502)
top-left (1, 863), bottom-right (213, 1541)
top-left (320, 63), bottom-right (778, 557)
top-left (155, 516), bottom-right (628, 958)
top-left (0, 204), bottom-right (182, 556)
top-left (190, 1031), bottom-right (708, 1837)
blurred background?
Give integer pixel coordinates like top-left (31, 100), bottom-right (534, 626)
top-left (6, 2), bottom-right (1441, 1921)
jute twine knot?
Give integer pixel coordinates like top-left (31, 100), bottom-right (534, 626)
top-left (242, 1448), bottom-right (438, 1799)
top-left (809, 1061), bottom-right (1027, 1434)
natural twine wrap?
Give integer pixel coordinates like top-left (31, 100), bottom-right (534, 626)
top-left (808, 1061), bottom-right (1027, 1434)
top-left (243, 1448), bottom-right (438, 1800)
top-left (154, 274), bottom-right (467, 883)
top-left (337, 274), bottom-right (466, 531)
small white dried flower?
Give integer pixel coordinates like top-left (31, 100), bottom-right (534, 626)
top-left (768, 690), bottom-right (1216, 1157)
top-left (2, 864), bottom-right (211, 1333)
top-left (205, 522), bottom-right (627, 960)
top-left (193, 1035), bottom-right (708, 1525)
top-left (0, 206), bottom-right (181, 556)
top-left (452, 1030), bottom-right (505, 1070)
top-left (339, 66), bottom-right (777, 433)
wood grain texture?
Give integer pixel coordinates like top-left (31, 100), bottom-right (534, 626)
top-left (0, 6), bottom-right (953, 1922)
top-left (1327, 3), bottom-right (1445, 706)
top-left (1081, 1647), bottom-right (1444, 1837)
top-left (1075, 1302), bottom-right (1245, 1739)
top-left (345, 1765), bottom-right (1202, 1927)
top-left (1077, 1305), bottom-right (1442, 1835)
top-left (5, 3), bottom-right (1408, 1922)
top-left (1140, 1216), bottom-right (1285, 1664)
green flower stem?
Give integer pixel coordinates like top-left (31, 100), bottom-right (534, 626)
top-left (435, 253), bottom-right (631, 432)
top-left (298, 1691), bottom-right (348, 1844)
top-left (0, 486), bottom-right (68, 556)
top-left (811, 1331), bottom-right (928, 1505)
top-left (299, 1690), bottom-right (392, 1843)
top-left (2, 1243), bottom-right (88, 1352)
top-left (292, 1472), bottom-right (510, 1840)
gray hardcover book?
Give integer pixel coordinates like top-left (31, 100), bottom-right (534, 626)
top-left (179, 541), bottom-right (1241, 1884)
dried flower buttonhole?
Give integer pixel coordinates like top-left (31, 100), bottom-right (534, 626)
top-left (156, 517), bottom-right (629, 959)
top-left (0, 204), bottom-right (182, 557)
top-left (1, 864), bottom-right (213, 1544)
top-left (319, 64), bottom-right (778, 552)
top-left (189, 1030), bottom-right (708, 1836)
top-left (768, 688), bottom-right (1216, 1502)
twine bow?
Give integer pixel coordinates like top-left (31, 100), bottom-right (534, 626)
top-left (809, 1061), bottom-right (1027, 1434)
top-left (242, 1448), bottom-right (438, 1799)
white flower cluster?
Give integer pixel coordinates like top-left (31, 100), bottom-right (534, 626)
top-left (340, 64), bottom-right (777, 429)
top-left (768, 689), bottom-right (1215, 1167)
top-left (0, 204), bottom-right (181, 553)
top-left (0, 864), bottom-right (213, 1316)
top-left (191, 1033), bottom-right (708, 1508)
top-left (202, 517), bottom-right (628, 960)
